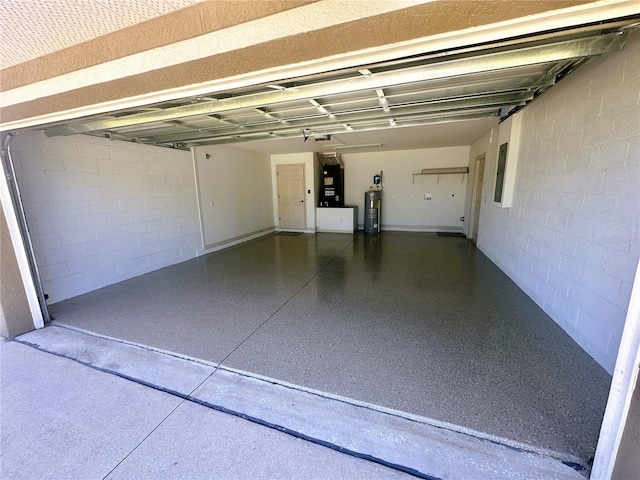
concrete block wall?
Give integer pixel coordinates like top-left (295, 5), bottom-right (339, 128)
top-left (475, 31), bottom-right (640, 373)
top-left (11, 132), bottom-right (202, 304)
top-left (342, 147), bottom-right (470, 231)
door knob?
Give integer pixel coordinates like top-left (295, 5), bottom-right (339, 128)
top-left (299, 200), bottom-right (304, 203)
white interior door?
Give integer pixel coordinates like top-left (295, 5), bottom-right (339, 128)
top-left (277, 164), bottom-right (306, 230)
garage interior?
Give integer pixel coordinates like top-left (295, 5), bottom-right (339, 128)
top-left (1, 1), bottom-right (639, 477)
top-left (47, 231), bottom-right (611, 465)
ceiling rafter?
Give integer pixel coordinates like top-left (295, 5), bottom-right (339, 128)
top-left (376, 88), bottom-right (390, 113)
top-left (183, 111), bottom-right (499, 147)
top-left (135, 90), bottom-right (532, 145)
top-left (43, 32), bottom-right (626, 140)
top-left (254, 108), bottom-right (288, 123)
top-left (29, 27), bottom-right (635, 152)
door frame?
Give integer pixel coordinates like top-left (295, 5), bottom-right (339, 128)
top-left (0, 134), bottom-right (47, 330)
top-left (271, 154), bottom-right (316, 233)
top-left (469, 153), bottom-right (486, 242)
top-left (275, 162), bottom-right (307, 231)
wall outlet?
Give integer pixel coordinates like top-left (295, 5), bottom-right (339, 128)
top-left (424, 193), bottom-right (432, 200)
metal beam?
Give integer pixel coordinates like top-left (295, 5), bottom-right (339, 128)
top-left (173, 108), bottom-right (500, 147)
top-left (213, 72), bottom-right (553, 119)
top-left (129, 91), bottom-right (531, 144)
top-left (44, 32), bottom-right (625, 137)
top-left (183, 111), bottom-right (499, 147)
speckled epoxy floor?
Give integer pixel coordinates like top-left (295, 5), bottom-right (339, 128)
top-left (49, 232), bottom-right (611, 462)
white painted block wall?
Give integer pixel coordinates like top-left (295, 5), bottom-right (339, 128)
top-left (342, 147), bottom-right (470, 231)
top-left (474, 31), bottom-right (640, 373)
top-left (11, 132), bottom-right (202, 304)
top-left (194, 145), bottom-right (274, 249)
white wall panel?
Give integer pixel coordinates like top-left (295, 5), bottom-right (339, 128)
top-left (342, 147), bottom-right (470, 231)
top-left (195, 145), bottom-right (274, 249)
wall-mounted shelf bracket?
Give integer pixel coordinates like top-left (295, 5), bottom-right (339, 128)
top-left (412, 167), bottom-right (469, 184)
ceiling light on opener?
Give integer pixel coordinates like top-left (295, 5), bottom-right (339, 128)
top-left (334, 143), bottom-right (382, 150)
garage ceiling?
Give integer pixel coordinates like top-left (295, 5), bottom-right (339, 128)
top-left (39, 23), bottom-right (632, 154)
top-left (12, 13), bottom-right (640, 154)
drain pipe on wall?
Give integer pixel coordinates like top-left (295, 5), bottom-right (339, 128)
top-left (1, 132), bottom-right (48, 329)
